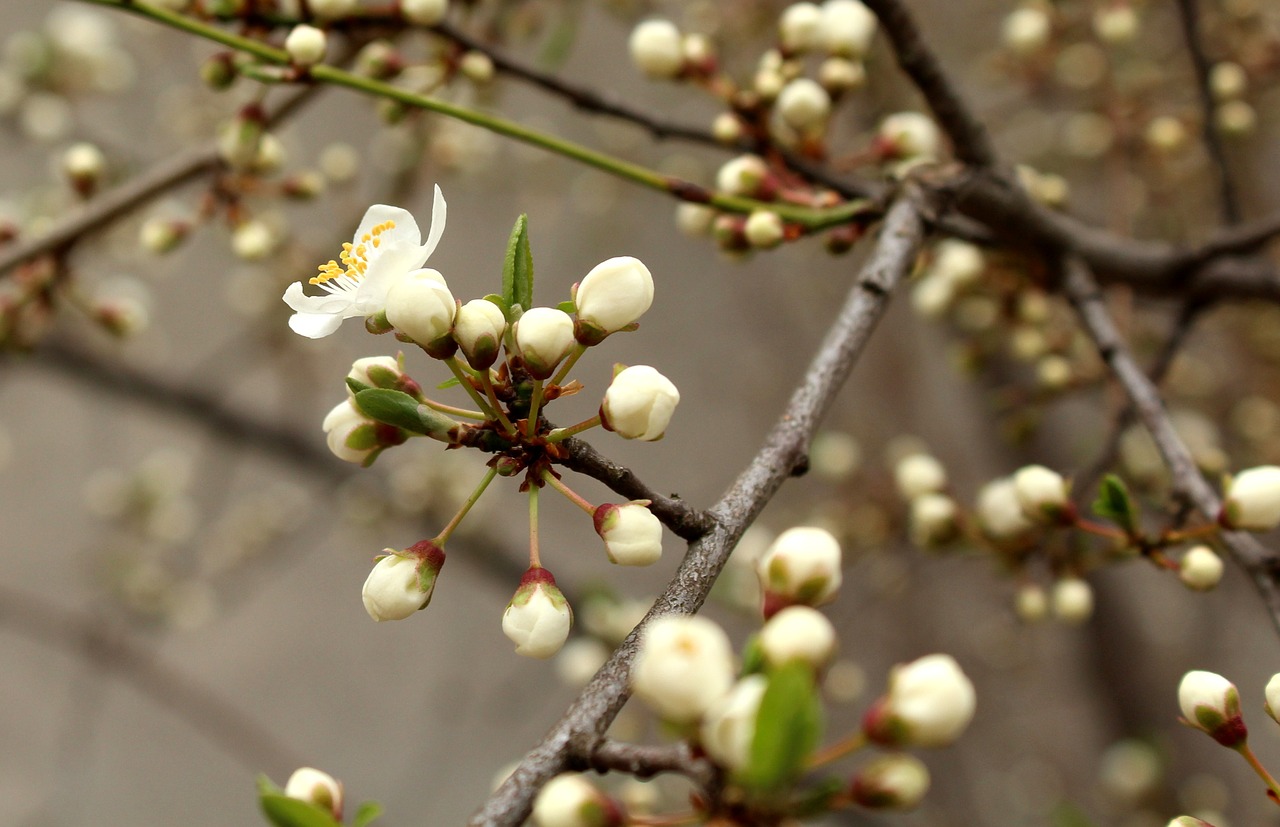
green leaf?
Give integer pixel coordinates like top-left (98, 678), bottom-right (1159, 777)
top-left (738, 633), bottom-right (766, 676)
top-left (352, 801), bottom-right (384, 827)
top-left (787, 777), bottom-right (845, 818)
top-left (556, 299), bottom-right (577, 315)
top-left (259, 794), bottom-right (341, 827)
top-left (353, 389), bottom-right (457, 438)
top-left (741, 661), bottom-right (823, 796)
top-left (1092, 474), bottom-right (1138, 535)
top-left (483, 293), bottom-right (510, 320)
top-left (346, 377), bottom-right (371, 396)
top-left (502, 214), bottom-right (533, 312)
top-left (436, 376), bottom-right (462, 390)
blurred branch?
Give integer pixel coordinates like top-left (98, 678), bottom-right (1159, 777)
top-left (1061, 257), bottom-right (1280, 634)
top-left (1174, 0), bottom-right (1241, 224)
top-left (581, 739), bottom-right (716, 789)
top-left (471, 187), bottom-right (929, 827)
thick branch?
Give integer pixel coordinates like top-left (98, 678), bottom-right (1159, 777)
top-left (469, 188), bottom-right (929, 827)
top-left (1174, 0), bottom-right (1241, 224)
top-left (1061, 258), bottom-right (1280, 634)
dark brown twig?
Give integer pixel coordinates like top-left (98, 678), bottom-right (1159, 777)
top-left (581, 739), bottom-right (716, 789)
top-left (1174, 0), bottom-right (1241, 224)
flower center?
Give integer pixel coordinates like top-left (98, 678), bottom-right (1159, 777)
top-left (310, 220), bottom-right (396, 285)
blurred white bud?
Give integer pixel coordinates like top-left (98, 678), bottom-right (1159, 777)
top-left (460, 51), bottom-right (494, 84)
top-left (62, 141), bottom-right (105, 193)
top-left (629, 20), bottom-right (684, 79)
top-left (681, 33), bottom-right (715, 67)
top-left (744, 210), bottom-right (785, 248)
top-left (1209, 62), bottom-right (1247, 102)
top-left (1092, 5), bottom-right (1138, 45)
top-left (1003, 6), bottom-right (1052, 56)
top-left (818, 56), bottom-right (866, 92)
top-left (555, 638), bottom-right (610, 689)
top-left (933, 240), bottom-right (985, 286)
top-left (894, 453), bottom-right (947, 500)
top-left (632, 615), bottom-right (734, 723)
top-left (1180, 546), bottom-right (1224, 592)
top-left (402, 0), bottom-right (449, 26)
top-left (821, 0), bottom-right (878, 58)
top-left (1178, 670), bottom-right (1245, 746)
top-left (309, 0), bottom-right (357, 18)
top-left (878, 112), bottom-right (941, 161)
top-left (1012, 464), bottom-right (1072, 523)
top-left (231, 220), bottom-right (276, 261)
top-left (322, 398), bottom-right (378, 464)
top-left (863, 654), bottom-right (976, 748)
top-left (850, 754), bottom-right (931, 810)
top-left (676, 203), bottom-right (717, 237)
top-left (284, 767), bottom-right (343, 820)
top-left (777, 77), bottom-right (831, 131)
top-left (600, 365), bottom-right (680, 441)
top-left (1014, 583), bottom-right (1049, 622)
top-left (700, 675), bottom-right (767, 771)
top-left (503, 568), bottom-right (573, 659)
top-left (780, 3), bottom-right (823, 53)
top-left (1215, 100), bottom-right (1256, 137)
top-left (1051, 577), bottom-right (1093, 624)
top-left (139, 216), bottom-right (190, 255)
top-left (532, 773), bottom-right (621, 827)
top-left (285, 24), bottom-right (327, 66)
top-left (1221, 466), bottom-right (1280, 531)
top-left (1145, 116), bottom-right (1188, 154)
top-left (716, 154), bottom-right (769, 196)
top-left (976, 477), bottom-right (1035, 540)
top-left (911, 274), bottom-right (956, 319)
top-left (909, 493), bottom-right (959, 547)
top-left (712, 112), bottom-right (743, 143)
top-left (759, 605), bottom-right (837, 668)
top-left (1037, 354), bottom-right (1073, 389)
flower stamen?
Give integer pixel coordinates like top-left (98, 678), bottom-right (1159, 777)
top-left (310, 220), bottom-right (397, 285)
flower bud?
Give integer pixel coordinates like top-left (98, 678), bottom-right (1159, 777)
top-left (594, 502), bottom-right (663, 566)
top-left (361, 540), bottom-right (445, 621)
top-left (139, 216), bottom-right (190, 254)
top-left (894, 453), bottom-right (947, 500)
top-left (700, 675), bottom-right (767, 771)
top-left (600, 365), bottom-right (679, 441)
top-left (62, 142), bottom-right (105, 196)
top-left (460, 51), bottom-right (495, 84)
top-left (777, 77), bottom-right (831, 131)
top-left (323, 398), bottom-right (386, 464)
top-left (877, 112), bottom-right (941, 162)
top-left (1166, 818), bottom-right (1217, 827)
top-left (632, 615), bottom-right (734, 723)
top-left (779, 3), bottom-right (823, 53)
top-left (532, 774), bottom-right (623, 827)
top-left (1180, 546), bottom-right (1224, 592)
top-left (744, 210), bottom-right (784, 249)
top-left (629, 20), bottom-right (684, 79)
top-left (503, 568), bottom-right (573, 659)
top-left (1178, 670), bottom-right (1246, 747)
top-left (1220, 466), bottom-right (1280, 531)
top-left (347, 355), bottom-right (412, 394)
top-left (909, 493), bottom-right (959, 547)
top-left (385, 268), bottom-right (457, 354)
top-left (818, 57), bottom-right (866, 92)
top-left (976, 477), bottom-right (1035, 540)
top-left (201, 52), bottom-right (238, 90)
top-left (1003, 6), bottom-right (1051, 55)
top-left (514, 307), bottom-right (575, 380)
top-left (1013, 464), bottom-right (1073, 523)
top-left (716, 154), bottom-right (770, 197)
top-left (218, 105), bottom-right (266, 172)
top-left (453, 298), bottom-right (506, 370)
top-left (284, 767), bottom-right (343, 820)
top-left (573, 256), bottom-right (654, 344)
top-left (1209, 62), bottom-right (1247, 102)
top-left (232, 219), bottom-right (276, 261)
top-left (849, 754), bottom-right (930, 810)
top-left (1051, 577), bottom-right (1093, 624)
top-left (676, 203), bottom-right (717, 237)
top-left (1014, 583), bottom-right (1049, 622)
top-left (712, 112), bottom-right (743, 144)
top-left (1264, 672), bottom-right (1280, 726)
top-left (285, 24), bottom-right (327, 66)
top-left (1215, 100), bottom-right (1256, 137)
top-left (759, 605), bottom-right (836, 669)
top-left (933, 239), bottom-right (985, 286)
top-left (1146, 116), bottom-right (1188, 154)
top-left (863, 654), bottom-right (976, 748)
top-left (1093, 5), bottom-right (1137, 44)
top-left (821, 0), bottom-right (878, 58)
top-left (401, 0), bottom-right (449, 25)
top-left (756, 526), bottom-right (842, 615)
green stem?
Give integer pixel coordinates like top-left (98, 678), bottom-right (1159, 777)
top-left (1073, 517), bottom-right (1130, 542)
top-left (1161, 523), bottom-right (1222, 544)
top-left (545, 415), bottom-right (602, 443)
top-left (433, 466), bottom-right (498, 545)
top-left (526, 379), bottom-right (545, 439)
top-left (446, 357), bottom-right (498, 420)
top-left (542, 470), bottom-right (596, 515)
top-left (421, 397), bottom-right (487, 421)
top-left (1236, 742), bottom-right (1280, 806)
top-left (549, 343), bottom-right (587, 387)
top-left (74, 0), bottom-right (874, 231)
top-left (477, 370), bottom-right (517, 435)
top-left (528, 484), bottom-right (541, 569)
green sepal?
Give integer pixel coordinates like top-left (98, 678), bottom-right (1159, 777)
top-left (1092, 474), bottom-right (1138, 536)
top-left (483, 292), bottom-right (511, 320)
top-left (741, 661), bottom-right (823, 795)
top-left (353, 389), bottom-right (457, 438)
top-left (739, 633), bottom-right (766, 676)
top-left (557, 299), bottom-right (577, 315)
top-left (256, 777), bottom-right (340, 827)
top-left (436, 377), bottom-right (462, 390)
top-left (787, 777), bottom-right (845, 819)
top-left (502, 214), bottom-right (534, 312)
top-left (352, 801), bottom-right (384, 827)
top-left (346, 377), bottom-right (371, 396)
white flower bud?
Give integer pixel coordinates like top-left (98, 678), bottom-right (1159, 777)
top-left (514, 307), bottom-right (575, 380)
top-left (1209, 62), bottom-right (1247, 102)
top-left (1145, 116), bottom-right (1188, 154)
top-left (911, 274), bottom-right (956, 319)
top-left (744, 210), bottom-right (785, 248)
top-left (632, 615), bottom-right (734, 722)
top-left (385, 268), bottom-right (457, 350)
top-left (402, 0), bottom-right (449, 25)
top-left (976, 477), bottom-right (1035, 540)
top-left (322, 398), bottom-right (380, 464)
top-left (1051, 577), bottom-right (1093, 625)
top-left (453, 298), bottom-right (506, 370)
top-left (1014, 583), bottom-right (1049, 622)
top-left (594, 502), bottom-right (663, 566)
top-left (675, 203), bottom-right (717, 236)
top-left (574, 256), bottom-right (654, 342)
top-left (532, 774), bottom-right (621, 827)
top-left (284, 767), bottom-right (343, 820)
top-left (232, 219), bottom-right (276, 261)
top-left (347, 355), bottom-right (406, 392)
top-left (894, 453), bottom-right (947, 500)
top-left (460, 51), bottom-right (494, 84)
top-left (878, 112), bottom-right (941, 161)
top-left (1036, 354), bottom-right (1073, 389)
top-left (700, 675), bottom-right (767, 771)
top-left (629, 20), bottom-right (684, 79)
top-left (1180, 546), bottom-right (1224, 592)
top-left (503, 568), bottom-right (573, 659)
top-left (864, 654), bottom-right (976, 748)
top-left (909, 493), bottom-right (959, 547)
top-left (818, 57), bottom-right (866, 92)
top-left (309, 0), bottom-right (357, 19)
top-left (1013, 464), bottom-right (1072, 523)
top-left (1221, 466), bottom-right (1280, 531)
top-left (777, 78), bottom-right (831, 131)
top-left (1178, 670), bottom-right (1246, 746)
top-left (1003, 7), bottom-right (1051, 56)
top-left (361, 541), bottom-right (445, 621)
top-left (780, 3), bottom-right (823, 53)
top-left (682, 33), bottom-right (714, 66)
top-left (555, 638), bottom-right (610, 689)
top-left (139, 216), bottom-right (189, 254)
top-left (1167, 818), bottom-right (1217, 827)
top-left (933, 239), bottom-right (985, 287)
top-left (285, 25), bottom-right (327, 66)
top-left (754, 67), bottom-right (785, 100)
top-left (1264, 672), bottom-right (1280, 726)
top-left (63, 141), bottom-right (105, 193)
top-left (821, 0), bottom-right (878, 58)
top-left (600, 365), bottom-right (679, 441)
top-left (1092, 5), bottom-right (1137, 45)
top-left (850, 754), bottom-right (931, 810)
top-left (712, 112), bottom-right (743, 143)
top-left (1215, 100), bottom-right (1256, 136)
top-left (757, 526), bottom-right (842, 612)
top-left (759, 605), bottom-right (837, 669)
top-left (716, 154), bottom-right (769, 196)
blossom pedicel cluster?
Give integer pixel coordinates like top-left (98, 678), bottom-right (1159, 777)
top-left (282, 187), bottom-right (679, 658)
top-left (532, 527), bottom-right (977, 825)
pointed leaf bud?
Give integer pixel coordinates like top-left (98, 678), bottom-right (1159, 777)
top-left (1013, 464), bottom-right (1074, 523)
top-left (632, 615), bottom-right (734, 723)
top-left (574, 256), bottom-right (654, 344)
top-left (1220, 466), bottom-right (1280, 531)
top-left (1178, 670), bottom-right (1246, 747)
top-left (629, 20), bottom-right (684, 79)
top-left (385, 268), bottom-right (457, 355)
top-left (454, 298), bottom-right (506, 370)
top-left (503, 568), bottom-right (573, 659)
top-left (1179, 546), bottom-right (1224, 592)
top-left (514, 307), bottom-right (576, 380)
top-left (863, 654), bottom-right (976, 748)
top-left (362, 540), bottom-right (444, 621)
top-left (284, 24), bottom-right (327, 66)
top-left (600, 365), bottom-right (679, 441)
top-left (532, 773), bottom-right (623, 827)
top-left (283, 767), bottom-right (343, 821)
top-left (757, 526), bottom-right (842, 615)
top-left (700, 675), bottom-right (768, 771)
top-left (759, 606), bottom-right (836, 669)
top-left (593, 502), bottom-right (663, 566)
top-left (849, 754), bottom-right (930, 810)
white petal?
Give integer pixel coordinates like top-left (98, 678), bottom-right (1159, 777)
top-left (289, 312), bottom-right (345, 338)
top-left (353, 204), bottom-right (420, 247)
top-left (421, 184), bottom-right (447, 260)
top-left (282, 281), bottom-right (356, 315)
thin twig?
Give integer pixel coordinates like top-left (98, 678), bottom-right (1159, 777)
top-left (1174, 0), bottom-right (1241, 224)
top-left (470, 187), bottom-right (929, 827)
top-left (581, 739), bottom-right (717, 790)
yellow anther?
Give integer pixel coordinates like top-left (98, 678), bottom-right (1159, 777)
top-left (306, 219), bottom-right (395, 286)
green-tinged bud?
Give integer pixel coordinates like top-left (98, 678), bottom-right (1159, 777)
top-left (862, 654), bottom-right (976, 748)
top-left (385, 268), bottom-right (457, 355)
top-left (362, 540), bottom-right (445, 621)
top-left (454, 298), bottom-right (507, 370)
top-left (700, 675), bottom-right (768, 771)
top-left (346, 355), bottom-right (420, 398)
top-left (600, 365), bottom-right (679, 441)
top-left (354, 40), bottom-right (403, 79)
top-left (282, 170), bottom-right (326, 200)
top-left (323, 398), bottom-right (403, 465)
top-left (850, 754), bottom-right (930, 810)
top-left (1220, 466), bottom-right (1280, 531)
top-left (218, 104), bottom-right (267, 172)
top-left (494, 455), bottom-right (524, 477)
top-left (573, 256), bottom-right (654, 345)
top-left (503, 567), bottom-right (573, 658)
top-left (1012, 464), bottom-right (1074, 523)
top-left (757, 526), bottom-right (842, 616)
top-left (1178, 670), bottom-right (1247, 748)
top-left (200, 52), bottom-right (238, 90)
top-left (744, 210), bottom-right (785, 249)
top-left (531, 773), bottom-right (624, 827)
top-left (460, 51), bottom-right (494, 84)
top-left (283, 767), bottom-right (344, 821)
top-left (514, 307), bottom-right (576, 380)
top-left (139, 216), bottom-right (190, 254)
top-left (593, 501), bottom-right (663, 566)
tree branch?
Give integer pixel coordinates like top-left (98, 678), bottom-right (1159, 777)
top-left (581, 739), bottom-right (717, 789)
top-left (469, 187), bottom-right (929, 827)
top-left (1174, 0), bottom-right (1241, 224)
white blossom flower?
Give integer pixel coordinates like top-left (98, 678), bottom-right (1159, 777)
top-left (700, 675), bottom-right (768, 771)
top-left (284, 767), bottom-right (343, 820)
top-left (850, 754), bottom-right (930, 810)
top-left (632, 615), bottom-right (734, 722)
top-left (600, 366), bottom-right (680, 441)
top-left (1221, 466), bottom-right (1280, 531)
top-left (864, 654), bottom-right (976, 748)
top-left (759, 605), bottom-right (837, 668)
top-left (503, 568), bottom-right (573, 658)
top-left (282, 186), bottom-right (447, 338)
top-left (1178, 670), bottom-right (1246, 746)
top-left (574, 256), bottom-right (654, 342)
top-left (594, 502), bottom-right (663, 566)
top-left (361, 541), bottom-right (444, 622)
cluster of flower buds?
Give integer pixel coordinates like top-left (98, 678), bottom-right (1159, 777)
top-left (892, 450), bottom-right (961, 550)
top-left (283, 189), bottom-right (684, 659)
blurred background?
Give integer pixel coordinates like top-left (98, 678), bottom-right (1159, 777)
top-left (3, 0), bottom-right (1280, 824)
